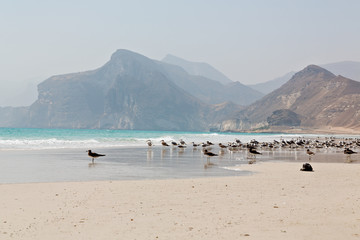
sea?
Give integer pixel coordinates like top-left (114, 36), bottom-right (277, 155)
top-left (0, 128), bottom-right (354, 184)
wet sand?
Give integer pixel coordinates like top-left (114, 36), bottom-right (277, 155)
top-left (1, 161), bottom-right (359, 240)
top-left (0, 145), bottom-right (358, 184)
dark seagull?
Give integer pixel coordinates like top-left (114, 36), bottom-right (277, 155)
top-left (248, 147), bottom-right (261, 164)
top-left (344, 148), bottom-right (357, 155)
top-left (203, 149), bottom-right (218, 157)
top-left (344, 148), bottom-right (357, 163)
top-left (306, 149), bottom-right (315, 161)
top-left (203, 149), bottom-right (218, 168)
top-left (249, 147), bottom-right (262, 155)
top-left (87, 150), bottom-right (106, 163)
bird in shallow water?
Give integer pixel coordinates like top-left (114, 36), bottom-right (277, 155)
top-left (87, 150), bottom-right (106, 163)
top-left (306, 149), bottom-right (315, 160)
top-left (191, 142), bottom-right (200, 148)
top-left (203, 149), bottom-right (218, 168)
top-left (146, 140), bottom-right (153, 147)
top-left (160, 140), bottom-right (169, 147)
top-left (249, 147), bottom-right (262, 155)
top-left (203, 149), bottom-right (218, 157)
top-left (344, 148), bottom-right (357, 163)
top-left (344, 148), bottom-right (357, 154)
top-left (248, 147), bottom-right (261, 164)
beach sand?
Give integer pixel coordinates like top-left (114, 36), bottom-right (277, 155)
top-left (1, 162), bottom-right (359, 240)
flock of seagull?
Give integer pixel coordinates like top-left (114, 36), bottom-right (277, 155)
top-left (148, 137), bottom-right (359, 164)
top-left (87, 137), bottom-right (359, 166)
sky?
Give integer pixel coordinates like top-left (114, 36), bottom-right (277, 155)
top-left (1, 0), bottom-right (360, 106)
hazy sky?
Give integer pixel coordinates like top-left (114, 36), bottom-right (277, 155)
top-left (1, 0), bottom-right (360, 106)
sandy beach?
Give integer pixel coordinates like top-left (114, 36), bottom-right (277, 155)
top-left (1, 161), bottom-right (359, 240)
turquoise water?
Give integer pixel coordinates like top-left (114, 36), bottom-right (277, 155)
top-left (0, 127), bottom-right (304, 150)
top-left (0, 128), bottom-right (353, 183)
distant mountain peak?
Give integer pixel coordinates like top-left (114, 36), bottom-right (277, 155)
top-left (295, 64), bottom-right (335, 77)
top-left (162, 54), bottom-right (233, 85)
top-left (109, 49), bottom-right (152, 63)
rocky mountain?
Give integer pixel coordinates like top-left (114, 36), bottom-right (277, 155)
top-left (321, 61), bottom-right (360, 82)
top-left (25, 50), bottom-right (213, 130)
top-left (213, 65), bottom-right (360, 131)
top-left (162, 54), bottom-right (233, 85)
top-left (247, 71), bottom-right (295, 94)
top-left (0, 49), bottom-right (245, 131)
top-left (2, 50), bottom-right (359, 133)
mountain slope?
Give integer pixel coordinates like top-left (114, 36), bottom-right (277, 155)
top-left (215, 65), bottom-right (360, 131)
top-left (162, 54), bottom-right (233, 84)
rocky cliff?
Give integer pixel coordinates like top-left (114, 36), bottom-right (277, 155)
top-left (26, 50), bottom-right (211, 130)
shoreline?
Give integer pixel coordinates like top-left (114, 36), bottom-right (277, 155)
top-left (1, 161), bottom-right (359, 240)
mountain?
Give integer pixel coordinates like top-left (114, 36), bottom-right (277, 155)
top-left (25, 50), bottom-right (211, 131)
top-left (321, 61), bottom-right (360, 82)
top-left (247, 60), bottom-right (360, 95)
top-left (247, 71), bottom-right (295, 94)
top-left (162, 54), bottom-right (233, 85)
top-left (0, 49), bottom-right (245, 131)
top-left (213, 65), bottom-right (360, 132)
top-left (160, 56), bottom-right (264, 105)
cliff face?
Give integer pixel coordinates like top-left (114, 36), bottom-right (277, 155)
top-left (26, 50), bottom-right (209, 131)
top-left (215, 65), bottom-right (360, 131)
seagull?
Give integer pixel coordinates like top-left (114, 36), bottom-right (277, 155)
top-left (249, 147), bottom-right (262, 155)
top-left (344, 148), bottom-right (357, 154)
top-left (87, 150), bottom-right (105, 163)
top-left (248, 147), bottom-right (261, 163)
top-left (306, 149), bottom-right (315, 155)
top-left (203, 149), bottom-right (218, 157)
top-left (191, 142), bottom-right (200, 148)
top-left (344, 148), bottom-right (357, 163)
top-left (306, 149), bottom-right (315, 160)
top-left (146, 140), bottom-right (153, 147)
top-left (160, 140), bottom-right (169, 147)
top-left (203, 149), bottom-right (218, 168)
top-left (219, 143), bottom-right (228, 149)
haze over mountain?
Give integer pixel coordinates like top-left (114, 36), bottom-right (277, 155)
top-left (214, 65), bottom-right (360, 132)
top-left (321, 61), bottom-right (360, 82)
top-left (1, 50), bottom-right (360, 133)
top-left (248, 61), bottom-right (360, 96)
top-left (0, 49), bottom-right (243, 131)
top-left (161, 55), bottom-right (264, 105)
top-left (162, 54), bottom-right (233, 85)
top-left (247, 71), bottom-right (295, 94)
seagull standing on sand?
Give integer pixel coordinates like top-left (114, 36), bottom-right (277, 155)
top-left (87, 150), bottom-right (106, 163)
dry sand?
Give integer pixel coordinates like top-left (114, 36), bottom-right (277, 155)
top-left (1, 162), bottom-right (359, 240)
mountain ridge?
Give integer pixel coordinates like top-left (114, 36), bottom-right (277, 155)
top-left (162, 54), bottom-right (233, 84)
top-left (213, 65), bottom-right (360, 132)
